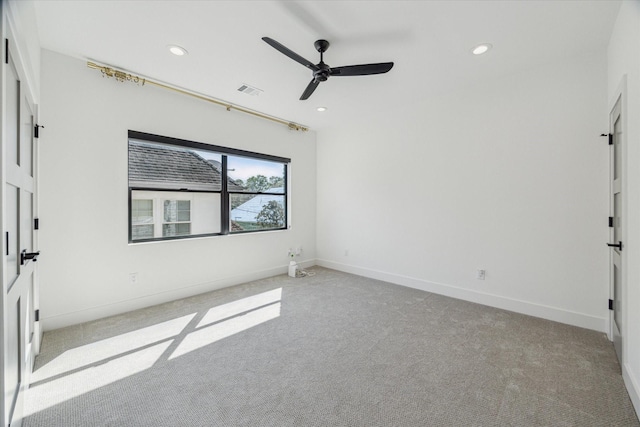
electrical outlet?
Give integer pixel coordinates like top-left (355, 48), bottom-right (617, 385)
top-left (129, 272), bottom-right (138, 284)
top-left (344, 249), bottom-right (349, 256)
top-left (477, 269), bottom-right (486, 280)
top-left (295, 247), bottom-right (302, 256)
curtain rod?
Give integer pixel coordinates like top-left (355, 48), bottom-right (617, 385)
top-left (86, 61), bottom-right (309, 132)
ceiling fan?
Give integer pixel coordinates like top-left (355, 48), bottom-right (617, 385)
top-left (262, 37), bottom-right (394, 100)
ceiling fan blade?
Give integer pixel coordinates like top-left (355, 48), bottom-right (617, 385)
top-left (330, 62), bottom-right (394, 76)
top-left (300, 79), bottom-right (320, 100)
top-left (262, 37), bottom-right (319, 71)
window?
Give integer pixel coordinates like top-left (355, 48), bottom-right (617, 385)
top-left (163, 200), bottom-right (191, 237)
top-left (128, 131), bottom-right (290, 242)
top-left (228, 156), bottom-right (286, 232)
top-left (131, 199), bottom-right (154, 240)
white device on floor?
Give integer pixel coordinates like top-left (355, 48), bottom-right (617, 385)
top-left (288, 261), bottom-right (298, 278)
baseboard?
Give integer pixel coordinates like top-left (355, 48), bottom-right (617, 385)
top-left (41, 259), bottom-right (315, 331)
top-left (316, 259), bottom-right (606, 332)
top-left (623, 364), bottom-right (640, 419)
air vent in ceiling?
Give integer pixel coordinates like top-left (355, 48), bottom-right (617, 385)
top-left (237, 84), bottom-right (263, 96)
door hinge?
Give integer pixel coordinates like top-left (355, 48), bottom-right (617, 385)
top-left (35, 309), bottom-right (40, 322)
top-left (4, 38), bottom-right (8, 64)
top-left (609, 299), bottom-right (614, 310)
top-left (609, 217), bottom-right (614, 227)
top-left (600, 133), bottom-right (613, 145)
top-left (34, 124), bottom-right (40, 138)
top-left (34, 218), bottom-right (39, 230)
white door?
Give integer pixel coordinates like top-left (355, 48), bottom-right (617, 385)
top-left (609, 95), bottom-right (623, 365)
top-left (3, 37), bottom-right (39, 427)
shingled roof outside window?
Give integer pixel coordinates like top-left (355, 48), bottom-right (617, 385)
top-left (128, 141), bottom-right (244, 192)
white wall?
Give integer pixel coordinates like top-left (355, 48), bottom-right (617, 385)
top-left (317, 49), bottom-right (609, 331)
top-left (607, 0), bottom-right (640, 416)
top-left (39, 50), bottom-right (316, 330)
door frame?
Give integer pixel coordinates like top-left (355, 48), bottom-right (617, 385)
top-left (608, 76), bottom-right (627, 358)
top-left (1, 4), bottom-right (41, 426)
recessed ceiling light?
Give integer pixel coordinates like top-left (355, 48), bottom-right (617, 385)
top-left (472, 43), bottom-right (492, 55)
top-left (168, 45), bottom-right (188, 56)
top-left (316, 107), bottom-right (327, 112)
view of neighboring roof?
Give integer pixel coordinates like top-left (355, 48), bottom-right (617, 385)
top-left (128, 140), bottom-right (244, 191)
top-left (231, 188), bottom-right (284, 223)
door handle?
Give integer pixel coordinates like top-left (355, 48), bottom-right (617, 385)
top-left (20, 250), bottom-right (40, 265)
top-left (607, 241), bottom-right (623, 250)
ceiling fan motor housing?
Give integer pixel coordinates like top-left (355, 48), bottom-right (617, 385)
top-left (314, 63), bottom-right (331, 82)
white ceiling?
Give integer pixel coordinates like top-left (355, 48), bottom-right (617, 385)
top-left (33, 0), bottom-right (621, 132)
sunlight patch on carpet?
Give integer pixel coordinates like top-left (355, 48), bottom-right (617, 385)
top-left (170, 302), bottom-right (281, 359)
top-left (31, 313), bottom-right (197, 384)
top-left (25, 341), bottom-right (172, 416)
top-left (197, 288), bottom-right (282, 328)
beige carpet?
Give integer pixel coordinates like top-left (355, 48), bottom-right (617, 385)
top-left (23, 267), bottom-right (639, 426)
